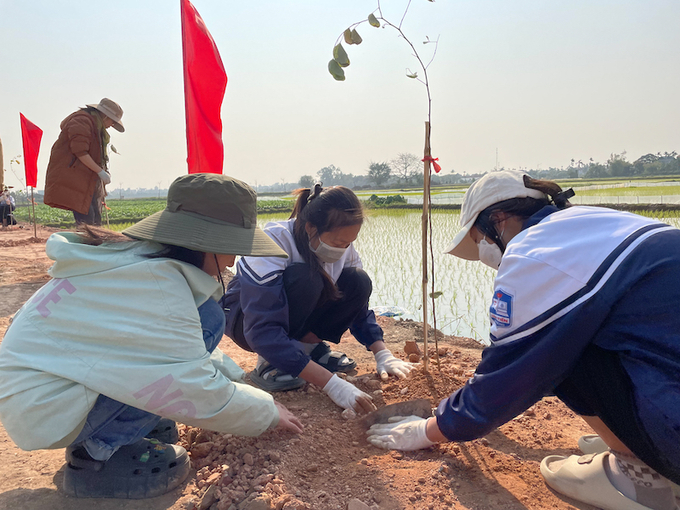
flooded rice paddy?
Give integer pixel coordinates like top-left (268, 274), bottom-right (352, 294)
top-left (259, 209), bottom-right (680, 344)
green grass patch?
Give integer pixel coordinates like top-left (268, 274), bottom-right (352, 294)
top-left (635, 210), bottom-right (680, 228)
top-left (14, 198), bottom-right (296, 228)
top-left (575, 185), bottom-right (680, 197)
top-left (365, 194), bottom-right (408, 207)
top-left (555, 176), bottom-right (680, 188)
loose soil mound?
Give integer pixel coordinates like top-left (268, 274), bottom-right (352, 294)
top-left (181, 329), bottom-right (596, 510)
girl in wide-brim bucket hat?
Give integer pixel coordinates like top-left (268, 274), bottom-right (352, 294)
top-left (0, 173), bottom-right (303, 500)
top-left (123, 173), bottom-right (287, 258)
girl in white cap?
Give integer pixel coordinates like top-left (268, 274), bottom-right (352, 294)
top-left (0, 173), bottom-right (303, 499)
top-left (366, 170), bottom-right (680, 510)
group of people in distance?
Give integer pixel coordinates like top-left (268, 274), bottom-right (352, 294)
top-left (0, 185), bottom-right (16, 226)
top-left (0, 102), bottom-right (677, 510)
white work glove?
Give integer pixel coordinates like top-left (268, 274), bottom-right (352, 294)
top-left (374, 348), bottom-right (418, 381)
top-left (323, 374), bottom-right (374, 412)
top-left (97, 169), bottom-right (111, 185)
top-left (366, 415), bottom-right (436, 451)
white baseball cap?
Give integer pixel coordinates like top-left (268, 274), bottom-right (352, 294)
top-left (445, 170), bottom-right (548, 260)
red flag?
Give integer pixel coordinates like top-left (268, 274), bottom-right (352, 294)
top-left (181, 0), bottom-right (227, 174)
top-left (20, 113), bottom-right (43, 188)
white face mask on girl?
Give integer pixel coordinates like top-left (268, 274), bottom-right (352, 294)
top-left (478, 238), bottom-right (503, 270)
top-left (310, 240), bottom-right (347, 264)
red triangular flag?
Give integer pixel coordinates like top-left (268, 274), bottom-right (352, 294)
top-left (181, 0), bottom-right (227, 174)
top-left (20, 113), bottom-right (43, 188)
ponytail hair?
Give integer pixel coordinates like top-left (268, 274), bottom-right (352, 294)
top-left (289, 182), bottom-right (323, 218)
top-left (522, 175), bottom-right (575, 209)
top-left (289, 184), bottom-right (364, 303)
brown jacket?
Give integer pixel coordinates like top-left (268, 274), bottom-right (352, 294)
top-left (44, 110), bottom-right (105, 215)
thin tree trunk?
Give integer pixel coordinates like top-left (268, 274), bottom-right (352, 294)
top-left (421, 121), bottom-right (432, 370)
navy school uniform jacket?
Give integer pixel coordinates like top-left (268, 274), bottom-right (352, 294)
top-left (435, 205), bottom-right (680, 463)
top-left (221, 219), bottom-right (384, 377)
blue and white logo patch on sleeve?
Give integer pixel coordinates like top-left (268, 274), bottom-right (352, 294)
top-left (490, 288), bottom-right (513, 328)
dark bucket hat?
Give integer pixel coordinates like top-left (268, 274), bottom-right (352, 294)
top-left (123, 173), bottom-right (287, 258)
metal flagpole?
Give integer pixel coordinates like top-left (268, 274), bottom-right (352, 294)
top-left (30, 187), bottom-right (37, 237)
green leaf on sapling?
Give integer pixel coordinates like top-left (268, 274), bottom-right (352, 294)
top-left (351, 29), bottom-right (363, 44)
top-left (429, 291), bottom-right (444, 299)
top-left (333, 43), bottom-right (350, 67)
top-left (406, 71), bottom-right (418, 79)
top-left (328, 59), bottom-right (346, 81)
top-left (344, 29), bottom-right (354, 45)
top-left (368, 13), bottom-right (380, 27)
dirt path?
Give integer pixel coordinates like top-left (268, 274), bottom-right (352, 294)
top-left (0, 225), bottom-right (597, 510)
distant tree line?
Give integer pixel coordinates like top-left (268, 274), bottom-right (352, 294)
top-left (235, 150), bottom-right (680, 194)
top-left (14, 149), bottom-right (677, 202)
top-left (265, 152), bottom-right (458, 193)
top-left (522, 151), bottom-right (680, 181)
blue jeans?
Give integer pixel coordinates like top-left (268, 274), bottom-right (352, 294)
top-left (70, 298), bottom-right (226, 460)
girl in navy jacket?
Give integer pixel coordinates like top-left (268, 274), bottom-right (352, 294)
top-left (367, 170), bottom-right (680, 510)
top-left (222, 184), bottom-right (416, 414)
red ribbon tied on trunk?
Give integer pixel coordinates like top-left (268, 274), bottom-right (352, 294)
top-left (422, 156), bottom-right (441, 173)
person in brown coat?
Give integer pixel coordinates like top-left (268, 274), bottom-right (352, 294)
top-left (44, 98), bottom-right (124, 225)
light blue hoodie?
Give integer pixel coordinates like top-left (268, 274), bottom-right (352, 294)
top-left (0, 232), bottom-right (278, 450)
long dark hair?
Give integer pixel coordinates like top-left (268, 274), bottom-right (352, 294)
top-left (290, 184), bottom-right (364, 303)
top-left (474, 176), bottom-right (574, 251)
top-left (76, 225), bottom-right (206, 269)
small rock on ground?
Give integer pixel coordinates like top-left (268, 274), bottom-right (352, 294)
top-left (347, 498), bottom-right (371, 510)
top-left (239, 493), bottom-right (272, 510)
top-left (198, 484), bottom-right (218, 510)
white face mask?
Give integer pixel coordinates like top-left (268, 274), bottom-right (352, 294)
top-left (310, 240), bottom-right (347, 264)
top-left (478, 238), bottom-right (503, 270)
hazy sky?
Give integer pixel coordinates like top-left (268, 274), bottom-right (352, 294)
top-left (1, 0), bottom-right (678, 191)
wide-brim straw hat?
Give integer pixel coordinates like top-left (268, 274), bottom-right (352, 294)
top-left (445, 170), bottom-right (547, 260)
top-left (86, 98), bottom-right (125, 132)
top-left (123, 173), bottom-right (287, 258)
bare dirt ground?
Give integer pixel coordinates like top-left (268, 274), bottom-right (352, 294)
top-left (0, 224), bottom-right (597, 510)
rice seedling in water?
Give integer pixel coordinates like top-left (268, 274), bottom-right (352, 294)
top-left (636, 209), bottom-right (680, 228)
